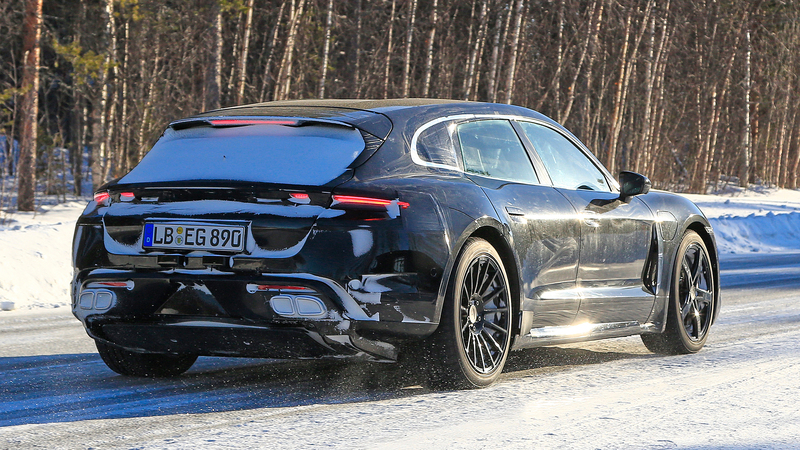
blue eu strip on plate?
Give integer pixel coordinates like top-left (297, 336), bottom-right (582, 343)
top-left (143, 223), bottom-right (154, 247)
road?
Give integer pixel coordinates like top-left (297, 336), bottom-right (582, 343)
top-left (1, 252), bottom-right (799, 449)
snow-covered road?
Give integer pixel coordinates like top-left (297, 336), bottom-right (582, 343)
top-left (3, 187), bottom-right (800, 449)
top-left (1, 251), bottom-right (799, 449)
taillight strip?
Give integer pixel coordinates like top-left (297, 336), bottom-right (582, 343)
top-left (209, 119), bottom-right (298, 126)
top-left (332, 195), bottom-right (409, 209)
top-left (93, 191), bottom-right (110, 204)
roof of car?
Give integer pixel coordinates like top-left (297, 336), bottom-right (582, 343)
top-left (189, 99), bottom-right (553, 139)
top-left (201, 98), bottom-right (466, 113)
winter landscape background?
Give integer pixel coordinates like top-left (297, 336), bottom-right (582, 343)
top-left (1, 185), bottom-right (799, 448)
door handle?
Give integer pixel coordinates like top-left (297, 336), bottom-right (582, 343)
top-left (505, 206), bottom-right (526, 217)
top-left (581, 211), bottom-right (600, 227)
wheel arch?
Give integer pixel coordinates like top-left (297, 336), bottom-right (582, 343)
top-left (434, 219), bottom-right (522, 338)
top-left (685, 219), bottom-right (721, 325)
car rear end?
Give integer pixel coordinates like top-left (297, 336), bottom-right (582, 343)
top-left (72, 115), bottom-right (431, 362)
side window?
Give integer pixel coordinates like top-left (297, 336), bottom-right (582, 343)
top-left (456, 120), bottom-right (539, 184)
top-left (517, 121), bottom-right (610, 192)
top-left (415, 121), bottom-right (459, 168)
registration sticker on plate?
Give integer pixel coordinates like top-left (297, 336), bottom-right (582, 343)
top-left (143, 223), bottom-right (245, 251)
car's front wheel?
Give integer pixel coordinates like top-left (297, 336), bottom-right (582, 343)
top-left (642, 230), bottom-right (716, 354)
top-left (95, 341), bottom-right (197, 377)
top-left (426, 238), bottom-right (513, 389)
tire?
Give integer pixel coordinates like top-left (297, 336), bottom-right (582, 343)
top-left (425, 238), bottom-right (513, 389)
top-left (642, 230), bottom-right (716, 355)
top-left (95, 340), bottom-right (197, 377)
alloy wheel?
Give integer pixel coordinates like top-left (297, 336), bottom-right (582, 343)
top-left (458, 254), bottom-right (511, 374)
top-left (678, 242), bottom-right (714, 341)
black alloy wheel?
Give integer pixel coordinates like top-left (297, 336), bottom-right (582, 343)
top-left (642, 230), bottom-right (715, 354)
top-left (426, 238), bottom-right (513, 388)
top-left (677, 240), bottom-right (714, 341)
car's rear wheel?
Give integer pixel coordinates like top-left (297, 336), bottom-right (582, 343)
top-left (642, 230), bottom-right (715, 355)
top-left (426, 238), bottom-right (513, 389)
top-left (95, 340), bottom-right (197, 377)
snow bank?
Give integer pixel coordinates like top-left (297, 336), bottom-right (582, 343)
top-left (681, 186), bottom-right (800, 254)
top-left (1, 187), bottom-right (800, 313)
top-left (709, 212), bottom-right (800, 254)
top-left (0, 201), bottom-right (85, 312)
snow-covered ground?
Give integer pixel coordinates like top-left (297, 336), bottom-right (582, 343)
top-left (0, 201), bottom-right (86, 312)
top-left (2, 186), bottom-right (799, 312)
top-left (1, 186), bottom-right (800, 449)
top-left (683, 185), bottom-right (800, 254)
top-left (1, 252), bottom-right (799, 449)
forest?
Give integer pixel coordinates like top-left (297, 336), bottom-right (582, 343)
top-left (1, 0), bottom-right (799, 211)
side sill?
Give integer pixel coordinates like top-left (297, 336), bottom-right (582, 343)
top-left (511, 321), bottom-right (645, 350)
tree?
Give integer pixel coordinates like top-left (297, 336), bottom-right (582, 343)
top-left (17, 0), bottom-right (42, 211)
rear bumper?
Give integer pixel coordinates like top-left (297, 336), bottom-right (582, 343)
top-left (72, 268), bottom-right (436, 361)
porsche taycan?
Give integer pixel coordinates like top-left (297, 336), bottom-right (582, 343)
top-left (72, 99), bottom-right (719, 388)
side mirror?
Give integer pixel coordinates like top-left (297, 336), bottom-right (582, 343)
top-left (619, 171), bottom-right (651, 200)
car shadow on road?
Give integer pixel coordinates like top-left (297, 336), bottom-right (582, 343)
top-left (0, 343), bottom-right (649, 427)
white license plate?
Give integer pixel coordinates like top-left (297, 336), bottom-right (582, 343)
top-left (143, 223), bottom-right (245, 251)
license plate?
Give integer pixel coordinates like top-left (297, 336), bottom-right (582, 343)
top-left (143, 223), bottom-right (245, 251)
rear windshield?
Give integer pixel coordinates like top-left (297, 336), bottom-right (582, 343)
top-left (120, 124), bottom-right (365, 186)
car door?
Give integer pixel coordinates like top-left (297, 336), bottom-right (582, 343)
top-left (455, 119), bottom-right (581, 328)
top-left (515, 120), bottom-right (656, 324)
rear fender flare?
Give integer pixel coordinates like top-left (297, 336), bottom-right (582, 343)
top-left (431, 216), bottom-right (519, 330)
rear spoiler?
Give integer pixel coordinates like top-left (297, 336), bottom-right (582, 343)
top-left (169, 116), bottom-right (355, 131)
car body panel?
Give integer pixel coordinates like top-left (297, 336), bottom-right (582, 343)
top-left (72, 99), bottom-right (719, 365)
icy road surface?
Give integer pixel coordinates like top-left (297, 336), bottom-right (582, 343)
top-left (1, 251), bottom-right (799, 449)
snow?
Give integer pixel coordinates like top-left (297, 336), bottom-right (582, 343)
top-left (0, 201), bottom-right (86, 312)
top-left (2, 187), bottom-right (800, 312)
top-left (681, 185), bottom-right (800, 254)
top-left (1, 186), bottom-right (800, 448)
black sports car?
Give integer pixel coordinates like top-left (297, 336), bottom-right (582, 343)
top-left (72, 99), bottom-right (719, 388)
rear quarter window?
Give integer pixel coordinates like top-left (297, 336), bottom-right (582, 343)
top-left (414, 121), bottom-right (460, 169)
top-left (120, 124), bottom-right (365, 186)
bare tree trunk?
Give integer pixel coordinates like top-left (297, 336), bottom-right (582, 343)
top-left (205, 1), bottom-right (222, 110)
top-left (503, 0), bottom-right (525, 104)
top-left (465, 0), bottom-right (488, 100)
top-left (228, 7), bottom-right (245, 101)
top-left (72, 95), bottom-right (86, 197)
top-left (642, 17), bottom-right (671, 177)
top-left (17, 0), bottom-right (42, 211)
top-left (355, 0), bottom-right (363, 97)
top-left (471, 12), bottom-right (489, 101)
top-left (606, 10), bottom-right (633, 175)
top-left (561, 0), bottom-right (602, 124)
top-left (740, 25), bottom-right (752, 188)
top-left (138, 24), bottom-right (162, 161)
top-left (422, 0), bottom-right (438, 98)
top-left (318, 0), bottom-right (334, 98)
top-left (461, 0), bottom-right (477, 97)
top-left (117, 19), bottom-right (130, 177)
top-left (236, 0), bottom-right (255, 104)
top-left (705, 40), bottom-right (738, 186)
top-left (607, 1), bottom-right (651, 174)
top-left (493, 1), bottom-right (513, 103)
top-left (635, 15), bottom-right (656, 174)
top-left (402, 0), bottom-right (418, 98)
top-left (554, 0), bottom-right (565, 115)
top-left (487, 5), bottom-right (505, 103)
top-left (274, 0), bottom-right (306, 101)
top-left (383, 0), bottom-right (396, 99)
top-left (89, 0), bottom-right (115, 191)
top-left (102, 0), bottom-right (118, 184)
top-left (260, 1), bottom-right (286, 102)
top-left (789, 110), bottom-right (800, 189)
top-left (778, 91), bottom-right (791, 186)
